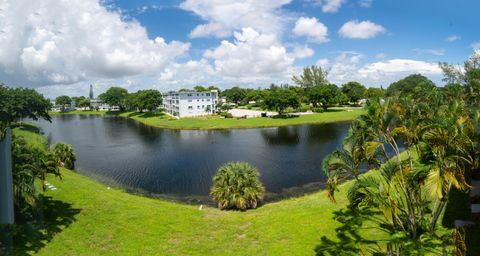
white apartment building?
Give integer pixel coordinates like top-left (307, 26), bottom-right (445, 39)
top-left (162, 90), bottom-right (218, 117)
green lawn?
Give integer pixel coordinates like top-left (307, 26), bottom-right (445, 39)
top-left (4, 128), bottom-right (381, 255)
top-left (5, 124), bottom-right (477, 255)
top-left (117, 109), bottom-right (364, 130)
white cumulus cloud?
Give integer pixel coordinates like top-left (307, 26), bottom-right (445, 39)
top-left (203, 27), bottom-right (294, 80)
top-left (0, 0), bottom-right (190, 87)
top-left (359, 59), bottom-right (442, 75)
top-left (309, 0), bottom-right (346, 13)
top-left (316, 52), bottom-right (442, 86)
top-left (290, 45), bottom-right (315, 59)
top-left (180, 0), bottom-right (292, 38)
top-left (339, 20), bottom-right (386, 39)
top-left (292, 17), bottom-right (329, 43)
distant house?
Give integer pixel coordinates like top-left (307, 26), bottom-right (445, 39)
top-left (51, 99), bottom-right (75, 112)
top-left (88, 84), bottom-right (117, 111)
top-left (162, 90), bottom-right (218, 117)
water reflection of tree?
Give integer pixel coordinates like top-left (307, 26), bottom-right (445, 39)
top-left (306, 123), bottom-right (350, 144)
top-left (102, 116), bottom-right (163, 145)
top-left (261, 126), bottom-right (300, 145)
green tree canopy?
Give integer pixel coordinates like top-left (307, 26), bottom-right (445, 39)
top-left (309, 84), bottom-right (345, 110)
top-left (55, 95), bottom-right (72, 110)
top-left (292, 65), bottom-right (329, 89)
top-left (263, 88), bottom-right (300, 114)
top-left (222, 86), bottom-right (247, 104)
top-left (365, 87), bottom-right (385, 100)
top-left (133, 89), bottom-right (163, 112)
top-left (99, 87), bottom-right (128, 111)
top-left (386, 74), bottom-right (437, 97)
top-left (0, 85), bottom-right (51, 138)
top-left (341, 81), bottom-right (366, 103)
top-left (78, 98), bottom-right (91, 109)
top-left (72, 96), bottom-right (86, 106)
top-left (194, 85), bottom-right (207, 92)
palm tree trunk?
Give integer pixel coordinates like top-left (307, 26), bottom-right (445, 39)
top-left (430, 182), bottom-right (452, 231)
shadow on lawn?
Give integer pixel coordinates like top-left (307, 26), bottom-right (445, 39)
top-left (442, 183), bottom-right (480, 255)
top-left (11, 123), bottom-right (41, 133)
top-left (0, 195), bottom-right (81, 256)
top-left (314, 208), bottom-right (382, 256)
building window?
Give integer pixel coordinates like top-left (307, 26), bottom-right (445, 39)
top-left (206, 93), bottom-right (210, 96)
top-left (197, 99), bottom-right (200, 102)
top-left (188, 99), bottom-right (192, 102)
top-left (207, 99), bottom-right (210, 102)
top-left (197, 106), bottom-right (200, 109)
top-left (197, 93), bottom-right (199, 96)
top-left (202, 105), bottom-right (205, 108)
top-left (188, 106), bottom-right (193, 110)
top-left (202, 99), bottom-right (204, 102)
top-left (187, 94), bottom-right (192, 96)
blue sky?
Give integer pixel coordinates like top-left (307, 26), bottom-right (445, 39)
top-left (0, 0), bottom-right (478, 98)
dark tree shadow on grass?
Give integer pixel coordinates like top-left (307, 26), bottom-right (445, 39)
top-left (442, 177), bottom-right (480, 256)
top-left (0, 195), bottom-right (81, 256)
top-left (314, 208), bottom-right (383, 256)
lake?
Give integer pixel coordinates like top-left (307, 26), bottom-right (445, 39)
top-left (37, 115), bottom-right (351, 203)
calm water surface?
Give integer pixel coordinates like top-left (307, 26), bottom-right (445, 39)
top-left (37, 115), bottom-right (350, 202)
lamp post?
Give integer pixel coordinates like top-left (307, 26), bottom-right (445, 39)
top-left (0, 128), bottom-right (14, 224)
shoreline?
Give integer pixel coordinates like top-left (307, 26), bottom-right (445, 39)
top-left (49, 109), bottom-right (364, 130)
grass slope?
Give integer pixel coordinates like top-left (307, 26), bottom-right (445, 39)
top-left (34, 170), bottom-right (355, 255)
top-left (9, 127), bottom-right (376, 255)
top-left (10, 125), bottom-right (477, 255)
top-left (117, 110), bottom-right (364, 130)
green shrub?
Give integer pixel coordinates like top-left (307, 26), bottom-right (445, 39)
top-left (299, 105), bottom-right (311, 112)
top-left (220, 112), bottom-right (233, 118)
top-left (53, 143), bottom-right (76, 170)
top-left (211, 162), bottom-right (265, 210)
top-left (312, 107), bottom-right (324, 113)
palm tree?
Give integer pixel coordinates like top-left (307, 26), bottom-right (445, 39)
top-left (53, 143), bottom-right (76, 170)
top-left (211, 162), bottom-right (265, 210)
top-left (323, 119), bottom-right (379, 202)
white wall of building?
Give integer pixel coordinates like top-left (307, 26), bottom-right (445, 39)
top-left (163, 90), bottom-right (218, 117)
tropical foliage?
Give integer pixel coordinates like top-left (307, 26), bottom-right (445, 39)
top-left (53, 143), bottom-right (76, 170)
top-left (0, 85), bottom-right (51, 138)
top-left (211, 162), bottom-right (265, 210)
top-left (323, 52), bottom-right (480, 254)
top-left (11, 134), bottom-right (66, 218)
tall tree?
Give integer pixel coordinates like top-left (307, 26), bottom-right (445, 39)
top-left (365, 87), bottom-right (385, 100)
top-left (0, 86), bottom-right (51, 138)
top-left (194, 85), bottom-right (207, 92)
top-left (134, 89), bottom-right (163, 112)
top-left (308, 84), bottom-right (346, 110)
top-left (222, 87), bottom-right (247, 104)
top-left (292, 65), bottom-right (329, 89)
top-left (386, 74), bottom-right (437, 97)
top-left (341, 81), bottom-right (366, 103)
top-left (263, 88), bottom-right (300, 115)
top-left (55, 95), bottom-right (72, 112)
top-left (99, 87), bottom-right (128, 111)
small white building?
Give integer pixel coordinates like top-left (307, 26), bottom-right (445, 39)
top-left (162, 90), bottom-right (218, 117)
top-left (51, 99), bottom-right (76, 112)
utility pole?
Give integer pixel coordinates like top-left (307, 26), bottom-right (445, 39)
top-left (0, 128), bottom-right (14, 224)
